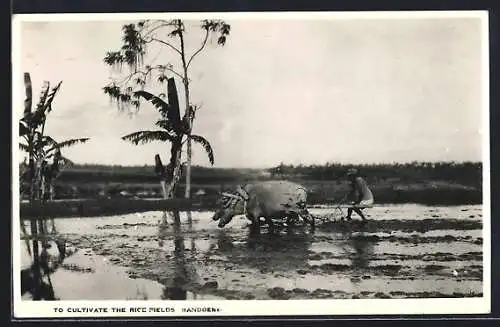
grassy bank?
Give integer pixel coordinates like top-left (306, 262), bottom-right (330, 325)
top-left (20, 198), bottom-right (220, 220)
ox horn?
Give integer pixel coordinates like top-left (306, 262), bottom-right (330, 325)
top-left (221, 192), bottom-right (241, 199)
top-left (235, 185), bottom-right (250, 201)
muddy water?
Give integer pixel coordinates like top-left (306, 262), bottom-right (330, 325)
top-left (19, 204), bottom-right (484, 300)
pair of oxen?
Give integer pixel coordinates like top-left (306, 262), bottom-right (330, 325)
top-left (212, 180), bottom-right (316, 229)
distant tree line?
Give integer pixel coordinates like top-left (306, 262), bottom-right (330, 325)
top-left (268, 161), bottom-right (482, 186)
top-left (19, 161), bottom-right (482, 205)
top-left (52, 164), bottom-right (263, 184)
top-left (31, 161), bottom-right (483, 187)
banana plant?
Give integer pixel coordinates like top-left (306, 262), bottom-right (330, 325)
top-left (121, 77), bottom-right (214, 199)
top-left (19, 73), bottom-right (90, 301)
top-left (19, 73), bottom-right (89, 201)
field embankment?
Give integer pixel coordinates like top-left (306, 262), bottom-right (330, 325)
top-left (19, 162), bottom-right (483, 212)
top-left (19, 198), bottom-right (219, 220)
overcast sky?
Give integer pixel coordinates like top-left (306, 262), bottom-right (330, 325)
top-left (15, 13), bottom-right (487, 168)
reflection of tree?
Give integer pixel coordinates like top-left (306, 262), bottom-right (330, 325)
top-left (160, 211), bottom-right (197, 300)
top-left (186, 211), bottom-right (196, 253)
top-left (157, 211), bottom-right (169, 248)
top-left (21, 218), bottom-right (68, 301)
top-left (21, 265), bottom-right (55, 300)
top-left (21, 220), bottom-right (32, 256)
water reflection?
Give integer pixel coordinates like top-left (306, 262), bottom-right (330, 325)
top-left (186, 211), bottom-right (196, 253)
top-left (213, 227), bottom-right (312, 272)
top-left (160, 211), bottom-right (198, 300)
top-left (338, 224), bottom-right (375, 270)
top-left (157, 211), bottom-right (169, 248)
top-left (20, 218), bottom-right (68, 301)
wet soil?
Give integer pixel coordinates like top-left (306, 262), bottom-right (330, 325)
top-left (20, 204), bottom-right (484, 300)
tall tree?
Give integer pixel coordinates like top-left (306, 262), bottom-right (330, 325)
top-left (102, 19), bottom-right (230, 199)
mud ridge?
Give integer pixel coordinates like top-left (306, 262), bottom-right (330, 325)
top-left (317, 219), bottom-right (482, 233)
top-left (313, 234), bottom-right (482, 245)
top-left (97, 222), bottom-right (158, 230)
top-left (264, 287), bottom-right (483, 300)
top-left (308, 251), bottom-right (483, 263)
top-left (305, 262), bottom-right (483, 280)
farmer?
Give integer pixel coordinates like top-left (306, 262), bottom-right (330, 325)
top-left (342, 168), bottom-right (374, 222)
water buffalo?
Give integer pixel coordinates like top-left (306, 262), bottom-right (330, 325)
top-left (212, 180), bottom-right (315, 229)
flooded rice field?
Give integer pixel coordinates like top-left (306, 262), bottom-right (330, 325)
top-left (19, 204), bottom-right (484, 301)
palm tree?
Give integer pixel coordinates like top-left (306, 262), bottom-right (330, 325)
top-left (18, 72), bottom-right (89, 301)
top-left (19, 137), bottom-right (88, 200)
top-left (19, 73), bottom-right (89, 201)
top-left (120, 77), bottom-right (214, 199)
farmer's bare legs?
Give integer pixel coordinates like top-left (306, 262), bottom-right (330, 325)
top-left (346, 207), bottom-right (367, 221)
top-left (265, 216), bottom-right (276, 230)
top-left (299, 210), bottom-right (315, 229)
top-left (285, 212), bottom-right (299, 226)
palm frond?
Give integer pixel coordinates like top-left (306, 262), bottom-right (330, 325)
top-left (24, 73), bottom-right (32, 116)
top-left (122, 130), bottom-right (176, 145)
top-left (19, 162), bottom-right (30, 177)
top-left (19, 143), bottom-right (29, 153)
top-left (134, 89), bottom-right (185, 135)
top-left (58, 155), bottom-right (75, 167)
top-left (27, 109), bottom-right (45, 130)
top-left (166, 78), bottom-right (181, 123)
top-left (52, 138), bottom-right (90, 150)
top-left (35, 135), bottom-right (58, 155)
top-left (38, 137), bottom-right (89, 158)
top-left (155, 118), bottom-right (180, 133)
top-left (26, 81), bottom-right (62, 130)
top-left (43, 81), bottom-right (63, 114)
top-left (35, 81), bottom-right (50, 113)
top-left (155, 118), bottom-right (169, 129)
top-left (134, 90), bottom-right (170, 116)
top-left (19, 122), bottom-right (29, 137)
top-left (190, 134), bottom-right (214, 165)
top-left (46, 154), bottom-right (74, 180)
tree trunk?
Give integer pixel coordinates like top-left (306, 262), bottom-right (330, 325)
top-left (165, 151), bottom-right (182, 199)
top-left (178, 24), bottom-right (192, 200)
top-left (160, 180), bottom-right (168, 200)
top-left (184, 82), bottom-right (192, 200)
top-left (28, 154), bottom-right (41, 300)
top-left (164, 136), bottom-right (183, 199)
top-left (49, 184), bottom-right (55, 201)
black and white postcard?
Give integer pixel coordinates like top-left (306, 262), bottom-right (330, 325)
top-left (12, 11), bottom-right (490, 318)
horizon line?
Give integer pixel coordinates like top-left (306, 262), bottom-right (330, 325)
top-left (49, 159), bottom-right (483, 170)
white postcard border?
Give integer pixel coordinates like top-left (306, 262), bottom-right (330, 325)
top-left (11, 10), bottom-right (491, 318)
